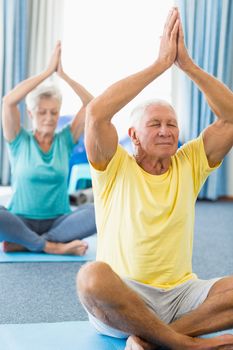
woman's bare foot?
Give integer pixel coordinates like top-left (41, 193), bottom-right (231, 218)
top-left (44, 240), bottom-right (89, 256)
top-left (2, 241), bottom-right (28, 252)
top-left (125, 335), bottom-right (156, 350)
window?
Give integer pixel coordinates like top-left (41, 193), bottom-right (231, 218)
top-left (60, 0), bottom-right (173, 138)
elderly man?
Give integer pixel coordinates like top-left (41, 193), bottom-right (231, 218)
top-left (77, 7), bottom-right (233, 350)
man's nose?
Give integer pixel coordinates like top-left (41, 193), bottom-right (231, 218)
top-left (158, 126), bottom-right (170, 136)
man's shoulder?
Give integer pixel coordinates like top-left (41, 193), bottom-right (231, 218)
top-left (90, 144), bottom-right (130, 177)
top-left (176, 135), bottom-right (203, 157)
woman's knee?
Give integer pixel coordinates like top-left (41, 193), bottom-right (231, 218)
top-left (77, 261), bottom-right (113, 297)
top-left (0, 206), bottom-right (10, 226)
top-left (75, 202), bottom-right (94, 211)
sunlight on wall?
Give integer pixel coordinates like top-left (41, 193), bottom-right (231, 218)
top-left (60, 0), bottom-right (173, 138)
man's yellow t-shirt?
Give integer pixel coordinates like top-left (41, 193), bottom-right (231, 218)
top-left (90, 135), bottom-right (220, 289)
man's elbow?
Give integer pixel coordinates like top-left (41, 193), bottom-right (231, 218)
top-left (86, 98), bottom-right (104, 122)
top-left (86, 94), bottom-right (113, 126)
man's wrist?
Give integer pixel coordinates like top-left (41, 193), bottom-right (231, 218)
top-left (153, 59), bottom-right (171, 74)
top-left (180, 58), bottom-right (196, 75)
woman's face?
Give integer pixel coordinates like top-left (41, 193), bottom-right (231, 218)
top-left (30, 97), bottom-right (60, 135)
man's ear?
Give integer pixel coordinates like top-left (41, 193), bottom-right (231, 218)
top-left (128, 127), bottom-right (140, 145)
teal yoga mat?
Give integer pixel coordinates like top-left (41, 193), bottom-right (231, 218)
top-left (0, 321), bottom-right (233, 350)
top-left (0, 321), bottom-right (126, 350)
top-left (0, 235), bottom-right (96, 262)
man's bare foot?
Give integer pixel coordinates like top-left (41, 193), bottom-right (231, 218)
top-left (177, 334), bottom-right (233, 350)
top-left (2, 241), bottom-right (28, 252)
top-left (125, 335), bottom-right (156, 350)
top-left (125, 334), bottom-right (233, 350)
top-left (191, 335), bottom-right (233, 350)
top-left (44, 240), bottom-right (88, 256)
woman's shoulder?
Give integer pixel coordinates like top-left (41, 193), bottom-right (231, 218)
top-left (7, 127), bottom-right (31, 158)
top-left (8, 127), bottom-right (31, 145)
top-left (56, 123), bottom-right (75, 147)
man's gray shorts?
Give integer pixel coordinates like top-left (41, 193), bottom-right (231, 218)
top-left (86, 276), bottom-right (220, 339)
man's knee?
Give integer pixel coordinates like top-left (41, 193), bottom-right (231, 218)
top-left (77, 261), bottom-right (113, 297)
top-left (208, 276), bottom-right (233, 297)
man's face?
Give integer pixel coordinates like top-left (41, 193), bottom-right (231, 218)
top-left (132, 104), bottom-right (179, 158)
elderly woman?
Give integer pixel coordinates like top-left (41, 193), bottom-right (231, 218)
top-left (0, 42), bottom-right (96, 256)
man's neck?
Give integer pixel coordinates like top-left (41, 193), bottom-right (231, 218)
top-left (134, 153), bottom-right (171, 175)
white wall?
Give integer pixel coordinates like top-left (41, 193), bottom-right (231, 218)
top-left (60, 0), bottom-right (173, 138)
top-left (59, 1), bottom-right (233, 197)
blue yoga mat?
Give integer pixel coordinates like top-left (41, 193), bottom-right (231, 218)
top-left (0, 321), bottom-right (125, 350)
top-left (0, 235), bottom-right (96, 262)
top-left (0, 321), bottom-right (232, 350)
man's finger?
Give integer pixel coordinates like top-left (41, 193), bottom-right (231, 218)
top-left (167, 9), bottom-right (179, 34)
top-left (178, 21), bottom-right (185, 40)
top-left (176, 10), bottom-right (184, 40)
top-left (163, 7), bottom-right (176, 32)
top-left (170, 19), bottom-right (180, 41)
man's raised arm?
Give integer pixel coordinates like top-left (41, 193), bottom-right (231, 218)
top-left (85, 8), bottom-right (179, 171)
top-left (176, 11), bottom-right (233, 166)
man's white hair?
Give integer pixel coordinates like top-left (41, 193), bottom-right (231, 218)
top-left (129, 99), bottom-right (176, 129)
top-left (25, 83), bottom-right (62, 112)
